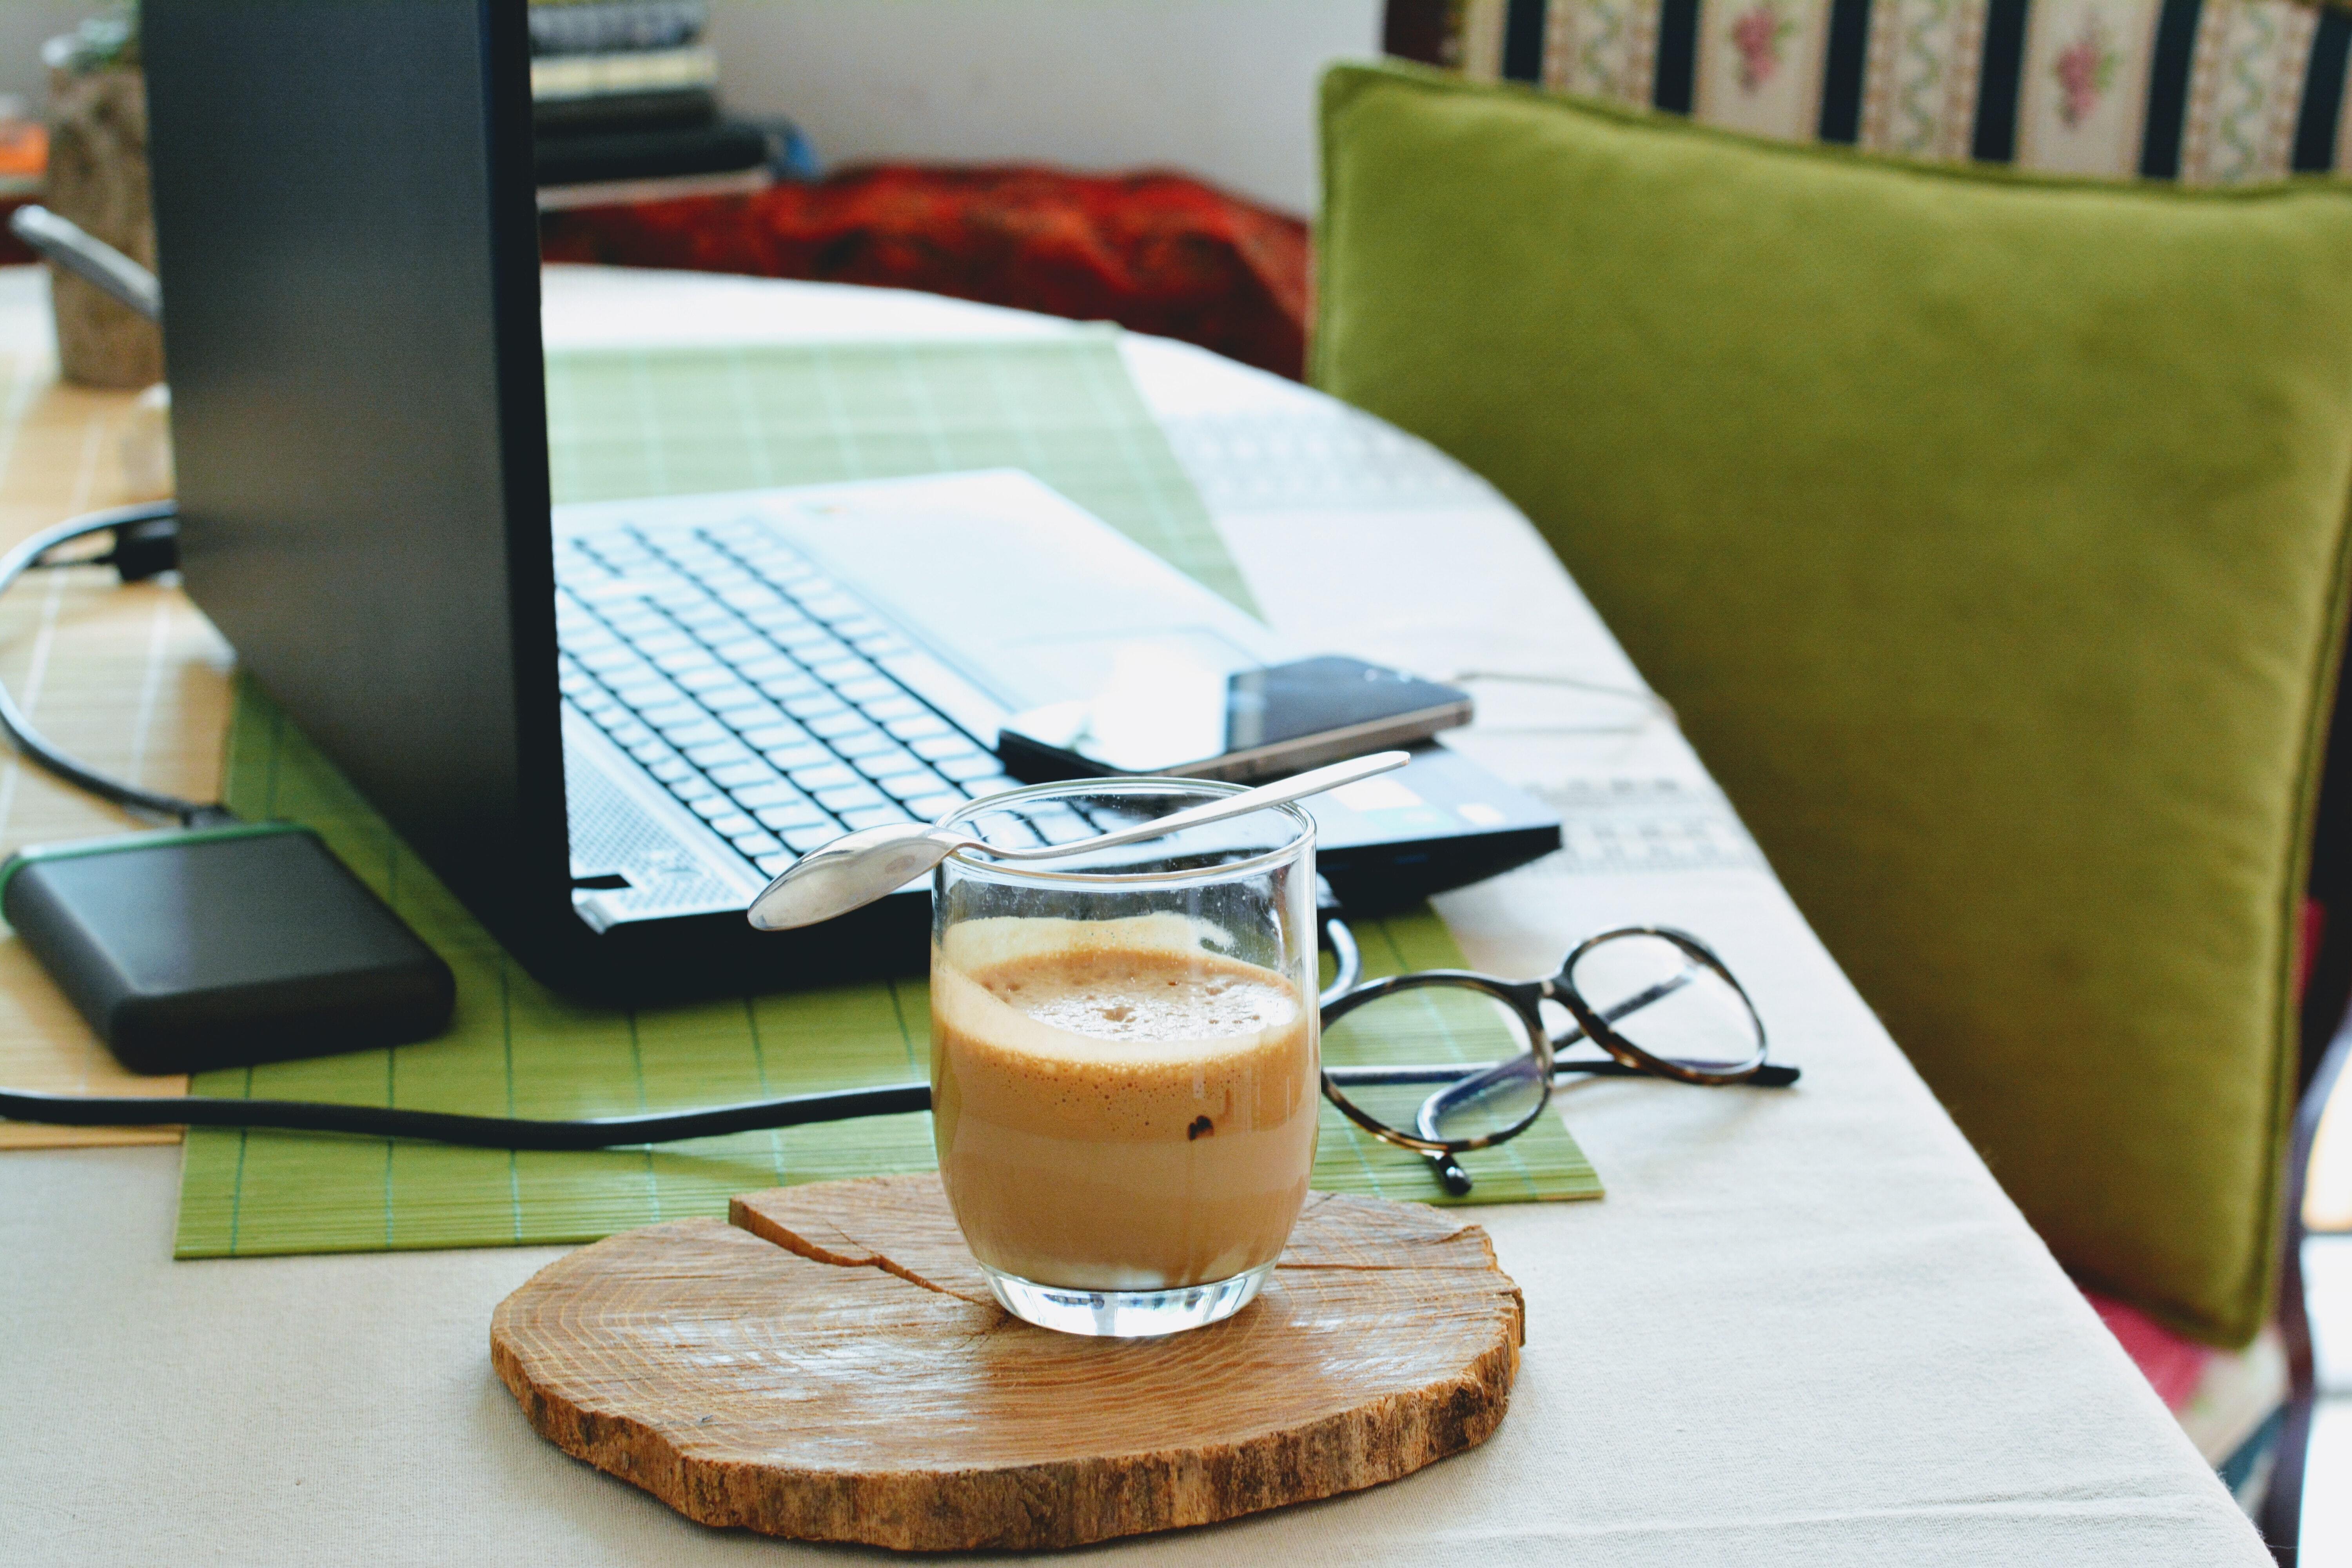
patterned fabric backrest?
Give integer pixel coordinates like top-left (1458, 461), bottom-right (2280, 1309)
top-left (1383, 0), bottom-right (2352, 182)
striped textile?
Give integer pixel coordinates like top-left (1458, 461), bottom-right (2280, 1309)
top-left (1385, 0), bottom-right (2352, 181)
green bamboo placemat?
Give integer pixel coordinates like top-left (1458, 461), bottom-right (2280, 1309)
top-left (174, 337), bottom-right (1598, 1258)
top-left (542, 332), bottom-right (1257, 614)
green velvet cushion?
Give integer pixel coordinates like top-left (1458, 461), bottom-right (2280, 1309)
top-left (1314, 60), bottom-right (2352, 1345)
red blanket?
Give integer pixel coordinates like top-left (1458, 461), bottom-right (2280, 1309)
top-left (540, 165), bottom-right (1312, 380)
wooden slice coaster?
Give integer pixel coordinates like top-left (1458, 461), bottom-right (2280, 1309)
top-left (492, 1173), bottom-right (1523, 1551)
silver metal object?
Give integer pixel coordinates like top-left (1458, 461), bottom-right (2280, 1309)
top-left (745, 750), bottom-right (1410, 931)
top-left (9, 205), bottom-right (162, 323)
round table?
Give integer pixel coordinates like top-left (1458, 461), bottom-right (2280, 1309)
top-left (0, 265), bottom-right (2266, 1566)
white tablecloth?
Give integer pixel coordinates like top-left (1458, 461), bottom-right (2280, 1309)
top-left (0, 267), bottom-right (2267, 1564)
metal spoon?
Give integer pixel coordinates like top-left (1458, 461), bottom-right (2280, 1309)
top-left (746, 750), bottom-right (1411, 931)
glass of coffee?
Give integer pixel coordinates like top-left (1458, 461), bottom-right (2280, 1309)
top-left (929, 778), bottom-right (1318, 1337)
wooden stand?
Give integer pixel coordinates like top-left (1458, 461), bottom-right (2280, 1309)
top-left (43, 62), bottom-right (161, 389)
top-left (492, 1174), bottom-right (1524, 1551)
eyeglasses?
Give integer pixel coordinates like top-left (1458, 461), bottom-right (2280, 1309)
top-left (1316, 918), bottom-right (1795, 1194)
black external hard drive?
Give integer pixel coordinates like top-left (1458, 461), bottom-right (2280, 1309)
top-left (0, 822), bottom-right (455, 1074)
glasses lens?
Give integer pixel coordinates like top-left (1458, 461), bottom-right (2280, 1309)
top-left (1321, 982), bottom-right (1547, 1149)
top-left (1564, 933), bottom-right (1761, 1075)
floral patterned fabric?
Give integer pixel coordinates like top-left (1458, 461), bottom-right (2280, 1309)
top-left (539, 165), bottom-right (1312, 379)
top-left (1387, 0), bottom-right (2352, 182)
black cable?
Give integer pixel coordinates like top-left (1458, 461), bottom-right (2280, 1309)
top-left (0, 501), bottom-right (228, 826)
top-left (0, 1082), bottom-right (933, 1150)
top-left (0, 1059), bottom-right (1787, 1149)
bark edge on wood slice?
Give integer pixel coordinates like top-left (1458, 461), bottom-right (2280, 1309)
top-left (491, 1173), bottom-right (1524, 1551)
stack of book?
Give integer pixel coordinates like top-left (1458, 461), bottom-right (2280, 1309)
top-left (530, 0), bottom-right (813, 207)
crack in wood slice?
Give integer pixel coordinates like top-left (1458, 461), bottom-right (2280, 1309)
top-left (491, 1174), bottom-right (1523, 1551)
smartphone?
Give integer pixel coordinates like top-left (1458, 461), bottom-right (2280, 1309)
top-left (995, 655), bottom-right (1472, 783)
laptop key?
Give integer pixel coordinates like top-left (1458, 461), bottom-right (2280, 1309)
top-left (731, 831), bottom-right (787, 858)
top-left (763, 742), bottom-right (832, 771)
top-left (885, 713), bottom-right (953, 741)
top-left (792, 639), bottom-right (855, 668)
top-left (768, 623), bottom-right (838, 651)
top-left (573, 645), bottom-right (642, 675)
top-left (836, 735), bottom-right (903, 764)
top-left (733, 781), bottom-right (801, 809)
top-left (934, 752), bottom-right (1004, 782)
top-left (648, 757), bottom-right (691, 783)
top-left (811, 657), bottom-right (870, 686)
top-left (661, 719), bottom-right (728, 748)
top-left (910, 733), bottom-right (981, 761)
top-left (637, 701), bottom-right (702, 729)
top-left (962, 775), bottom-right (1022, 799)
top-left (840, 805), bottom-right (913, 831)
top-left (683, 739), bottom-right (753, 768)
top-left (655, 648), bottom-right (720, 676)
top-left (699, 683), bottom-right (766, 712)
top-left (755, 800), bottom-right (828, 830)
top-left (806, 710), bottom-right (875, 741)
top-left (835, 677), bottom-right (898, 704)
top-left (709, 813), bottom-right (757, 838)
top-left (607, 720), bottom-right (653, 748)
top-left (1030, 808), bottom-right (1096, 845)
top-left (875, 769), bottom-right (948, 801)
top-left (782, 825), bottom-right (846, 853)
top-left (712, 638), bottom-right (771, 666)
top-left (851, 748), bottom-right (918, 779)
top-left (974, 811), bottom-right (1042, 848)
top-left (905, 791), bottom-right (967, 820)
top-left (687, 793), bottom-right (734, 819)
top-left (613, 679), bottom-right (683, 710)
top-left (721, 701), bottom-right (787, 731)
top-left (816, 782), bottom-right (887, 813)
top-left (757, 672), bottom-right (823, 702)
top-left (784, 693), bottom-right (848, 721)
top-left (708, 761), bottom-right (779, 790)
top-left (859, 695), bottom-right (924, 722)
top-left (788, 762), bottom-right (860, 792)
top-left (739, 721), bottom-right (810, 750)
top-left (746, 606), bottom-right (815, 634)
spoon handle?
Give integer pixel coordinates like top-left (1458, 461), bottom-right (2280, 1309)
top-left (976, 751), bottom-right (1412, 862)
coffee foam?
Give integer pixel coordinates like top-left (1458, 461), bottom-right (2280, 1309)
top-left (933, 914), bottom-right (1301, 1067)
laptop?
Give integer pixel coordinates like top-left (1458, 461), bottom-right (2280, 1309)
top-left (139, 0), bottom-right (1559, 1003)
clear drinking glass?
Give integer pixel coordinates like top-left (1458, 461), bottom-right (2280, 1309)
top-left (929, 777), bottom-right (1318, 1337)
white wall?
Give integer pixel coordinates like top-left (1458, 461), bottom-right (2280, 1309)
top-left (4, 3), bottom-right (1381, 217)
top-left (709, 1), bottom-right (1383, 215)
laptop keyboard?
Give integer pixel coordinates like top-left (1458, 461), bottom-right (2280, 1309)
top-left (553, 515), bottom-right (1029, 879)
